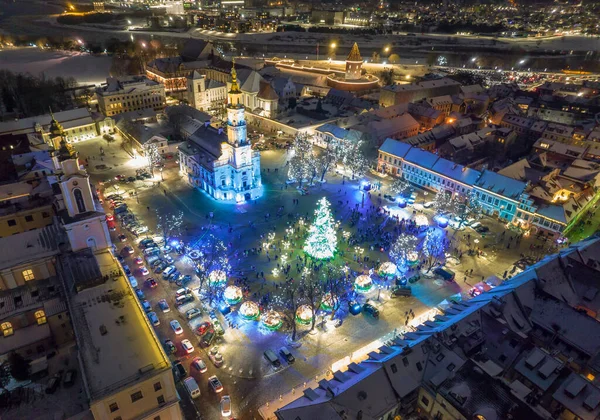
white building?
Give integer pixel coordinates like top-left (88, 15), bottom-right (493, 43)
top-left (178, 62), bottom-right (262, 202)
top-left (186, 71), bottom-right (227, 112)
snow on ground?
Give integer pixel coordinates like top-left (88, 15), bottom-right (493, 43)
top-left (0, 48), bottom-right (112, 85)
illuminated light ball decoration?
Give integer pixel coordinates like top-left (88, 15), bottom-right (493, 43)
top-left (188, 250), bottom-right (201, 261)
top-left (320, 293), bottom-right (339, 312)
top-left (223, 285), bottom-right (242, 305)
top-left (354, 275), bottom-right (373, 293)
top-left (378, 262), bottom-right (397, 278)
top-left (261, 310), bottom-right (283, 331)
top-left (208, 269), bottom-right (227, 285)
top-left (407, 251), bottom-right (420, 267)
top-left (239, 301), bottom-right (260, 320)
top-left (415, 214), bottom-right (429, 227)
top-left (295, 304), bottom-right (313, 325)
top-left (304, 197), bottom-right (337, 260)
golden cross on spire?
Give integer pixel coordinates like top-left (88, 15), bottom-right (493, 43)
top-left (229, 57), bottom-right (241, 94)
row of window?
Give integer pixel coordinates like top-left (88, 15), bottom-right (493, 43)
top-left (107, 91), bottom-right (162, 102)
top-left (108, 381), bottom-right (165, 416)
top-left (1, 310), bottom-right (47, 337)
top-left (6, 212), bottom-right (51, 227)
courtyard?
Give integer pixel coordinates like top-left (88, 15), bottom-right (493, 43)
top-left (74, 136), bottom-right (561, 420)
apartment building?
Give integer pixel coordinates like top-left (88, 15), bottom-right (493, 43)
top-left (273, 236), bottom-right (600, 420)
top-left (379, 78), bottom-right (461, 107)
top-left (378, 138), bottom-right (578, 236)
top-left (186, 71), bottom-right (227, 112)
top-left (96, 77), bottom-right (166, 118)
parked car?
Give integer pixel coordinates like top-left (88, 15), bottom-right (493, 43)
top-left (263, 350), bottom-right (281, 367)
top-left (173, 360), bottom-right (186, 378)
top-left (128, 276), bottom-right (138, 288)
top-left (144, 278), bottom-right (158, 288)
top-left (133, 256), bottom-right (143, 265)
top-left (122, 265), bottom-right (131, 275)
top-left (423, 201), bottom-right (434, 208)
top-left (135, 288), bottom-right (145, 300)
top-left (45, 374), bottom-right (61, 394)
top-left (213, 320), bottom-right (225, 336)
top-left (176, 287), bottom-right (192, 297)
top-left (158, 299), bottom-right (170, 313)
top-left (63, 370), bottom-right (76, 387)
top-left (185, 307), bottom-right (202, 320)
top-left (279, 347), bottom-right (295, 364)
top-left (175, 294), bottom-right (194, 306)
top-left (475, 225), bottom-right (490, 234)
top-left (170, 320), bottom-right (184, 335)
top-left (141, 300), bottom-right (151, 312)
top-left (197, 321), bottom-right (212, 335)
top-left (363, 303), bottom-right (380, 319)
top-left (164, 339), bottom-right (176, 355)
top-left (191, 357), bottom-right (207, 373)
top-left (433, 267), bottom-right (456, 281)
top-left (209, 350), bottom-right (224, 368)
top-left (162, 266), bottom-right (176, 279)
top-left (139, 238), bottom-right (155, 248)
top-left (118, 234), bottom-right (127, 242)
top-left (391, 285), bottom-right (412, 297)
top-left (220, 396), bottom-right (232, 417)
top-left (208, 375), bottom-right (223, 393)
top-left (148, 311), bottom-right (160, 326)
top-left (200, 330), bottom-right (215, 348)
top-left (139, 266), bottom-right (150, 276)
top-left (181, 339), bottom-right (194, 354)
top-left (121, 246), bottom-right (134, 255)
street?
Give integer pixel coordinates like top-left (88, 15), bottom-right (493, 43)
top-left (75, 136), bottom-right (557, 420)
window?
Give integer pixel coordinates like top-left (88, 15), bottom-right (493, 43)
top-left (447, 363), bottom-right (456, 371)
top-left (109, 402), bottom-right (119, 412)
top-left (154, 381), bottom-right (162, 391)
top-left (131, 391), bottom-right (143, 403)
top-left (7, 219), bottom-right (16, 227)
top-left (390, 363), bottom-right (397, 373)
top-left (42, 212), bottom-right (50, 218)
top-left (157, 395), bottom-right (165, 405)
top-left (402, 357), bottom-right (409, 367)
top-left (73, 189), bottom-right (87, 213)
top-left (1, 322), bottom-right (13, 337)
top-left (22, 269), bottom-right (35, 281)
top-left (25, 215), bottom-right (33, 222)
top-left (421, 395), bottom-right (430, 406)
top-left (416, 362), bottom-right (423, 371)
top-left (35, 310), bottom-right (47, 325)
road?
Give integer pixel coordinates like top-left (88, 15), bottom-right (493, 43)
top-left (75, 135), bottom-right (557, 419)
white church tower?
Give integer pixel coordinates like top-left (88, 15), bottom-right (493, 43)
top-left (220, 60), bottom-right (262, 202)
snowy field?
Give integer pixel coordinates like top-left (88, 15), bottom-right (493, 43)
top-left (0, 48), bottom-right (112, 85)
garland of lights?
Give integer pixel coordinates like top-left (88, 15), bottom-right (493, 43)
top-left (304, 197), bottom-right (337, 260)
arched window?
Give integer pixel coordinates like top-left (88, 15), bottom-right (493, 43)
top-left (73, 188), bottom-right (86, 213)
top-left (35, 310), bottom-right (47, 325)
top-left (1, 322), bottom-right (13, 337)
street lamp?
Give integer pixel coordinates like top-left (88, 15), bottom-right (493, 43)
top-left (384, 46), bottom-right (390, 53)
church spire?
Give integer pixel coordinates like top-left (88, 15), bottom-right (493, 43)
top-left (229, 58), bottom-right (241, 95)
top-left (347, 42), bottom-right (362, 62)
top-left (228, 58), bottom-right (242, 107)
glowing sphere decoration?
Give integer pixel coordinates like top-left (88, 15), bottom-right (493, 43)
top-left (239, 301), bottom-right (260, 320)
top-left (378, 262), bottom-right (397, 278)
top-left (354, 274), bottom-right (373, 293)
top-left (415, 214), bottom-right (429, 227)
top-left (208, 269), bottom-right (227, 285)
top-left (436, 216), bottom-right (449, 228)
top-left (223, 285), bottom-right (242, 305)
top-left (320, 293), bottom-right (339, 312)
top-left (188, 250), bottom-right (201, 261)
top-left (407, 251), bottom-right (420, 266)
top-left (295, 305), bottom-right (313, 325)
top-left (261, 310), bottom-right (283, 330)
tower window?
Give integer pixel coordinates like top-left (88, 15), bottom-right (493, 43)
top-left (35, 310), bottom-right (47, 325)
top-left (73, 189), bottom-right (87, 213)
top-left (1, 322), bottom-right (13, 337)
top-left (22, 269), bottom-right (35, 281)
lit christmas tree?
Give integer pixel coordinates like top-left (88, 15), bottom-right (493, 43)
top-left (304, 197), bottom-right (337, 259)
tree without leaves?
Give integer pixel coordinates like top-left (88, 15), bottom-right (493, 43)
top-left (432, 189), bottom-right (455, 215)
top-left (342, 140), bottom-right (370, 180)
top-left (390, 176), bottom-right (411, 196)
top-left (277, 278), bottom-right (303, 341)
top-left (454, 190), bottom-right (482, 228)
top-left (323, 264), bottom-right (350, 321)
top-left (155, 210), bottom-right (184, 243)
top-left (287, 133), bottom-right (315, 188)
top-left (145, 143), bottom-right (161, 176)
top-left (390, 233), bottom-right (419, 269)
top-left (300, 269), bottom-right (324, 331)
top-left (195, 235), bottom-right (230, 306)
top-left (422, 229), bottom-right (446, 272)
top-left (317, 138), bottom-right (344, 182)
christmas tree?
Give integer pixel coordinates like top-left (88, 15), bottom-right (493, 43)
top-left (304, 197), bottom-right (337, 259)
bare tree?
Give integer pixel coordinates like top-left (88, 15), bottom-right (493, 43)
top-left (342, 140), bottom-right (370, 180)
top-left (155, 209), bottom-right (184, 243)
top-left (317, 138), bottom-right (344, 182)
top-left (301, 270), bottom-right (324, 331)
top-left (323, 265), bottom-right (350, 320)
top-left (287, 133), bottom-right (315, 188)
top-left (432, 189), bottom-right (454, 215)
top-left (390, 176), bottom-right (411, 196)
top-left (277, 278), bottom-right (303, 341)
top-left (145, 143), bottom-right (161, 176)
top-left (195, 235), bottom-right (230, 306)
top-left (422, 229), bottom-right (446, 272)
top-left (453, 190), bottom-right (482, 228)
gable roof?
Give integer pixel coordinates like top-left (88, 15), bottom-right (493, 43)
top-left (258, 81), bottom-right (279, 101)
top-left (180, 39), bottom-right (211, 62)
top-left (240, 71), bottom-right (265, 94)
top-left (474, 170), bottom-right (527, 200)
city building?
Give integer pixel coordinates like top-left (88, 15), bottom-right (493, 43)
top-left (380, 78), bottom-right (462, 107)
top-left (186, 71), bottom-right (227, 112)
top-left (0, 108), bottom-right (114, 145)
top-left (178, 63), bottom-right (262, 202)
top-left (272, 236), bottom-right (600, 420)
top-left (95, 76), bottom-right (166, 118)
top-left (377, 138), bottom-right (593, 236)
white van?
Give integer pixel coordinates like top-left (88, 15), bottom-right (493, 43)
top-left (183, 377), bottom-right (201, 399)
